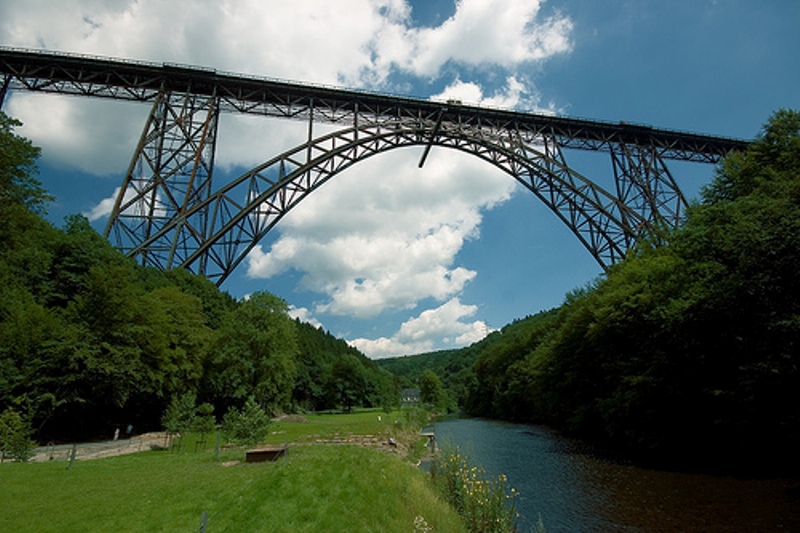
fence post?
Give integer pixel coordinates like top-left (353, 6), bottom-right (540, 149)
top-left (67, 444), bottom-right (77, 470)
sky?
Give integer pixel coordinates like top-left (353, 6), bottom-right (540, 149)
top-left (1, 0), bottom-right (798, 358)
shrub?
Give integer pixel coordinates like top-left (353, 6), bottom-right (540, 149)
top-left (0, 408), bottom-right (37, 462)
top-left (221, 396), bottom-right (271, 447)
top-left (431, 442), bottom-right (518, 533)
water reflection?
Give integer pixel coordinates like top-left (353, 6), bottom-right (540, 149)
top-left (434, 417), bottom-right (800, 532)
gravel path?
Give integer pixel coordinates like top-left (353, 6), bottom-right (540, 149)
top-left (29, 432), bottom-right (170, 462)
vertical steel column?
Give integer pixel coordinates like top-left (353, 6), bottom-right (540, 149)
top-left (0, 75), bottom-right (10, 109)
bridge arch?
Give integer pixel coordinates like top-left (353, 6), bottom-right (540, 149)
top-left (0, 49), bottom-right (747, 287)
top-left (118, 117), bottom-right (652, 285)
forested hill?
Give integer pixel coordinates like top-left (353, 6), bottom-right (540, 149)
top-left (292, 319), bottom-right (396, 413)
top-left (0, 112), bottom-right (393, 442)
top-left (376, 310), bottom-right (558, 406)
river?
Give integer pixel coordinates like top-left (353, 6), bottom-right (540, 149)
top-left (433, 417), bottom-right (800, 532)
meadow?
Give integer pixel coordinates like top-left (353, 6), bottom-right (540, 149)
top-left (0, 410), bottom-right (464, 532)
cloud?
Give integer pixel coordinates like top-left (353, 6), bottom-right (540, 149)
top-left (84, 186), bottom-right (121, 221)
top-left (288, 306), bottom-right (324, 330)
top-left (245, 146), bottom-right (516, 317)
top-left (396, 0), bottom-right (573, 77)
top-left (83, 179), bottom-right (170, 221)
top-left (241, 75), bottom-right (538, 320)
top-left (3, 0), bottom-right (572, 173)
top-left (7, 94), bottom-right (145, 176)
top-left (350, 297), bottom-right (493, 358)
top-left (432, 75), bottom-right (554, 113)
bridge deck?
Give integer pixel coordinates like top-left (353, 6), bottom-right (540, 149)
top-left (0, 47), bottom-right (749, 163)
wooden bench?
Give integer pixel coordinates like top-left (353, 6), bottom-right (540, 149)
top-left (245, 445), bottom-right (288, 463)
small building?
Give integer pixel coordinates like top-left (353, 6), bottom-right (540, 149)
top-left (400, 388), bottom-right (420, 406)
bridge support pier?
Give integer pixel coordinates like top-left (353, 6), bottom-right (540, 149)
top-left (0, 75), bottom-right (10, 109)
top-left (611, 143), bottom-right (687, 242)
top-left (105, 90), bottom-right (219, 273)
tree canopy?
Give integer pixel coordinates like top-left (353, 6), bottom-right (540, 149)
top-left (0, 112), bottom-right (393, 441)
top-left (453, 109), bottom-right (800, 473)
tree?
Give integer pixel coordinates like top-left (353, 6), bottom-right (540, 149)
top-left (222, 396), bottom-right (271, 448)
top-left (206, 292), bottom-right (298, 411)
top-left (0, 112), bottom-right (51, 214)
top-left (191, 402), bottom-right (217, 441)
top-left (325, 353), bottom-right (370, 412)
top-left (66, 262), bottom-right (169, 409)
top-left (162, 392), bottom-right (198, 437)
top-left (0, 408), bottom-right (36, 462)
top-left (419, 369), bottom-right (445, 408)
top-left (144, 286), bottom-right (211, 397)
top-left (520, 110), bottom-right (800, 468)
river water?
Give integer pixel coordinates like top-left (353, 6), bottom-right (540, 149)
top-left (433, 417), bottom-right (800, 532)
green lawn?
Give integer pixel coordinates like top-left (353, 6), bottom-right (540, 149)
top-left (266, 409), bottom-right (424, 443)
top-left (0, 411), bottom-right (463, 532)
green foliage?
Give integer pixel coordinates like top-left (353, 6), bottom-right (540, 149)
top-left (324, 353), bottom-right (372, 412)
top-left (0, 112), bottom-right (51, 214)
top-left (192, 402), bottom-right (216, 436)
top-left (221, 396), bottom-right (271, 448)
top-left (419, 369), bottom-right (445, 408)
top-left (207, 292), bottom-right (298, 411)
top-left (292, 319), bottom-right (388, 411)
top-left (0, 116), bottom-right (386, 446)
top-left (462, 310), bottom-right (559, 419)
top-left (461, 109), bottom-right (800, 472)
top-left (431, 441), bottom-right (518, 533)
top-left (161, 392), bottom-right (200, 436)
top-left (378, 345), bottom-right (485, 414)
top-left (162, 392), bottom-right (216, 450)
top-left (0, 408), bottom-right (36, 462)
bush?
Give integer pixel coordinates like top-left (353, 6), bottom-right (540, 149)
top-left (0, 408), bottom-right (37, 462)
top-left (221, 396), bottom-right (271, 447)
top-left (162, 392), bottom-right (217, 451)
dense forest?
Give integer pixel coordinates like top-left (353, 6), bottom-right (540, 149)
top-left (384, 110), bottom-right (800, 474)
top-left (0, 112), bottom-right (393, 442)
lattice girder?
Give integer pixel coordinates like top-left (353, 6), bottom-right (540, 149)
top-left (114, 115), bottom-right (650, 285)
top-left (0, 49), bottom-right (750, 286)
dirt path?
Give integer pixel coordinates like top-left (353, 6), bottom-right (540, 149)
top-left (29, 432), bottom-right (170, 462)
top-left (27, 429), bottom-right (432, 463)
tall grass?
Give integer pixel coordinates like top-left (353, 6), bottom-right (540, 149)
top-left (430, 441), bottom-right (518, 533)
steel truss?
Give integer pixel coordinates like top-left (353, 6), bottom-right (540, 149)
top-left (0, 48), bottom-right (750, 284)
top-left (106, 91), bottom-right (219, 272)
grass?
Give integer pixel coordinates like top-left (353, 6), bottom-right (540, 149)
top-left (0, 410), bottom-right (465, 532)
top-left (265, 408), bottom-right (425, 444)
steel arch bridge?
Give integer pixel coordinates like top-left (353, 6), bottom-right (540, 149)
top-left (0, 48), bottom-right (750, 285)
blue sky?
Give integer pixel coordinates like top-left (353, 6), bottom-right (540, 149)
top-left (2, 0), bottom-right (798, 357)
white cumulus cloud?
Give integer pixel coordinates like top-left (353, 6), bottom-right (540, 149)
top-left (350, 297), bottom-right (493, 358)
top-left (245, 147), bottom-right (516, 317)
